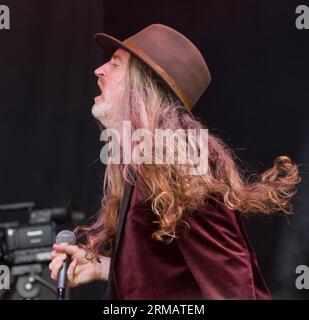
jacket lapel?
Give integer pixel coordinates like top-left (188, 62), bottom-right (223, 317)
top-left (105, 179), bottom-right (134, 299)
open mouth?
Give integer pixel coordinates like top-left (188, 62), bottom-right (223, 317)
top-left (97, 81), bottom-right (104, 94)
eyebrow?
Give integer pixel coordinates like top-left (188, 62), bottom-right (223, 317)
top-left (111, 54), bottom-right (122, 63)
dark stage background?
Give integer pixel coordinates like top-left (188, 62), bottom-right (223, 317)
top-left (0, 0), bottom-right (308, 299)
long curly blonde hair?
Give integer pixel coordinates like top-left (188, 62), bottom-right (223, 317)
top-left (76, 55), bottom-right (301, 261)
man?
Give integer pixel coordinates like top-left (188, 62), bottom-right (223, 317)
top-left (49, 24), bottom-right (300, 299)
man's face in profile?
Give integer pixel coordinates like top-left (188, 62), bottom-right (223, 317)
top-left (92, 48), bottom-right (131, 130)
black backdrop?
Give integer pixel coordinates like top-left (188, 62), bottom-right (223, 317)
top-left (0, 0), bottom-right (308, 299)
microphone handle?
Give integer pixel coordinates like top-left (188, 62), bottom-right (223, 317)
top-left (57, 257), bottom-right (70, 300)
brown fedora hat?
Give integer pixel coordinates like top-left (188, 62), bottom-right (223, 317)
top-left (94, 24), bottom-right (211, 112)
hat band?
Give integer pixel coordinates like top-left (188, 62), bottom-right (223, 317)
top-left (123, 39), bottom-right (192, 111)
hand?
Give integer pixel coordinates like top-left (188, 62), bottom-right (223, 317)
top-left (49, 244), bottom-right (110, 287)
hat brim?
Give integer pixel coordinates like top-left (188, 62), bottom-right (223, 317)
top-left (94, 33), bottom-right (130, 59)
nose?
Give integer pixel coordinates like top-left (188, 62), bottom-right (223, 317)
top-left (94, 64), bottom-right (106, 77)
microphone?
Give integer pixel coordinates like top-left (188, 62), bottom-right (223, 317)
top-left (55, 230), bottom-right (77, 300)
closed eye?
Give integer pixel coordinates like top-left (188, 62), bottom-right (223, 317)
top-left (111, 54), bottom-right (122, 67)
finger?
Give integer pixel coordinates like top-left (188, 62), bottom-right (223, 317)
top-left (51, 250), bottom-right (61, 259)
top-left (51, 260), bottom-right (64, 281)
top-left (67, 258), bottom-right (78, 287)
top-left (49, 254), bottom-right (67, 270)
top-left (53, 244), bottom-right (79, 256)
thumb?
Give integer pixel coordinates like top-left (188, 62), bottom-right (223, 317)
top-left (53, 244), bottom-right (79, 256)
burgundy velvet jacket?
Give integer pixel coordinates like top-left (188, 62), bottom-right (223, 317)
top-left (113, 183), bottom-right (271, 300)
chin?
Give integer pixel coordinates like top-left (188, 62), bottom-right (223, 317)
top-left (91, 105), bottom-right (108, 127)
top-left (91, 103), bottom-right (99, 118)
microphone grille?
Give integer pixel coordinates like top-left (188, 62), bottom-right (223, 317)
top-left (56, 230), bottom-right (76, 245)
